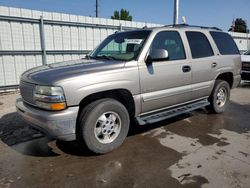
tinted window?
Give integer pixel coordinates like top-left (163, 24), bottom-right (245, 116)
top-left (150, 31), bottom-right (186, 61)
top-left (186, 31), bottom-right (214, 59)
top-left (244, 49), bottom-right (250, 55)
top-left (210, 31), bottom-right (239, 55)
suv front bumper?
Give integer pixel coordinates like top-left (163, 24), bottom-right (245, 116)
top-left (16, 98), bottom-right (79, 141)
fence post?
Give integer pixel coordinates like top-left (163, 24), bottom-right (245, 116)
top-left (119, 24), bottom-right (123, 31)
top-left (247, 31), bottom-right (250, 50)
top-left (39, 15), bottom-right (47, 65)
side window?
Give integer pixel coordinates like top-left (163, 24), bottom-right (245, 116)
top-left (186, 31), bottom-right (214, 59)
top-left (210, 31), bottom-right (239, 55)
top-left (150, 31), bottom-right (186, 61)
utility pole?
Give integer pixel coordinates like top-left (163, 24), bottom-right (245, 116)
top-left (95, 0), bottom-right (99, 17)
top-left (173, 0), bottom-right (179, 25)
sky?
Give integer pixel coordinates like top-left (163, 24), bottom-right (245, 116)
top-left (0, 0), bottom-right (249, 31)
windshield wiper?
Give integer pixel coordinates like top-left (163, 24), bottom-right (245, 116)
top-left (84, 54), bottom-right (94, 59)
top-left (95, 55), bottom-right (117, 60)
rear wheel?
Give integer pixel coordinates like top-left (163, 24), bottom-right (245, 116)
top-left (77, 98), bottom-right (130, 154)
top-left (206, 80), bottom-right (230, 114)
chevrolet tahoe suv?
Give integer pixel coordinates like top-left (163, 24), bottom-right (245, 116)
top-left (16, 25), bottom-right (241, 154)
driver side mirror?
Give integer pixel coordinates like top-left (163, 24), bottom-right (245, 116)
top-left (146, 49), bottom-right (169, 64)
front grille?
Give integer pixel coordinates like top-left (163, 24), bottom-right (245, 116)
top-left (19, 81), bottom-right (35, 105)
top-left (242, 62), bottom-right (250, 71)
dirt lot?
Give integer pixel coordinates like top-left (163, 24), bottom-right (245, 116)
top-left (0, 84), bottom-right (250, 188)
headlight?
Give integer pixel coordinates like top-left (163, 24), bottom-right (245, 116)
top-left (34, 86), bottom-right (66, 111)
top-left (35, 86), bottom-right (64, 96)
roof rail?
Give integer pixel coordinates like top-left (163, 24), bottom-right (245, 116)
top-left (164, 24), bottom-right (222, 31)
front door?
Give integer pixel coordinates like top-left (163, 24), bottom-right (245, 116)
top-left (139, 30), bottom-right (192, 113)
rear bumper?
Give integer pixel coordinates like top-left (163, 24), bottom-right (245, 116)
top-left (241, 71), bottom-right (250, 81)
top-left (16, 98), bottom-right (79, 141)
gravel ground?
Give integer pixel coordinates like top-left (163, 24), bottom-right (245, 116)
top-left (0, 92), bottom-right (43, 146)
top-left (0, 84), bottom-right (250, 188)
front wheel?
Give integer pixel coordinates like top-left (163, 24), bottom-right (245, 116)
top-left (206, 80), bottom-right (230, 114)
top-left (77, 98), bottom-right (130, 154)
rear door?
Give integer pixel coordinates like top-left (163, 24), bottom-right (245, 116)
top-left (185, 31), bottom-right (217, 100)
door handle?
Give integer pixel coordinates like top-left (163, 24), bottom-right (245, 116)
top-left (182, 65), bottom-right (191, 73)
top-left (212, 62), bottom-right (217, 68)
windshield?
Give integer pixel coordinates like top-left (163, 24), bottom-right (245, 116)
top-left (90, 30), bottom-right (151, 61)
top-left (244, 49), bottom-right (250, 55)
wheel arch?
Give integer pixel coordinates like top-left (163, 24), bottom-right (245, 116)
top-left (215, 72), bottom-right (234, 88)
top-left (77, 89), bottom-right (136, 123)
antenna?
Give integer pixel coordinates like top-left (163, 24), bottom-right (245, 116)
top-left (182, 16), bottom-right (186, 24)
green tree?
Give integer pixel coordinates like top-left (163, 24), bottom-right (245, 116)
top-left (229, 18), bottom-right (248, 33)
top-left (111, 9), bottom-right (133, 21)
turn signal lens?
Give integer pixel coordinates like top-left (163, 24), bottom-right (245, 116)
top-left (50, 103), bottom-right (66, 111)
top-left (35, 101), bottom-right (66, 111)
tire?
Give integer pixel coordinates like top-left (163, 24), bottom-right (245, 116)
top-left (77, 98), bottom-right (130, 154)
top-left (206, 80), bottom-right (230, 114)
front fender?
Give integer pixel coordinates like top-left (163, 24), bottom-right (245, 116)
top-left (61, 66), bottom-right (140, 106)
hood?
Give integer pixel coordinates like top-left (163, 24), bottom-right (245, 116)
top-left (21, 58), bottom-right (126, 85)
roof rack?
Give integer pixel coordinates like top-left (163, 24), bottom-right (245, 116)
top-left (164, 24), bottom-right (222, 31)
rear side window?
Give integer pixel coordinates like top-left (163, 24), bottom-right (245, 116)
top-left (186, 31), bottom-right (214, 59)
top-left (210, 31), bottom-right (239, 55)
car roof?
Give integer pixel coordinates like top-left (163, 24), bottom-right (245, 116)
top-left (148, 24), bottom-right (222, 32)
top-left (116, 24), bottom-right (224, 35)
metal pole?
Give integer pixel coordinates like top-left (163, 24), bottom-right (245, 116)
top-left (39, 16), bottom-right (47, 65)
top-left (173, 0), bottom-right (179, 25)
top-left (96, 0), bottom-right (99, 17)
top-left (247, 22), bottom-right (250, 50)
top-left (247, 32), bottom-right (250, 50)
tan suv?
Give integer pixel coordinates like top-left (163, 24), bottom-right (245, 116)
top-left (16, 24), bottom-right (241, 154)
